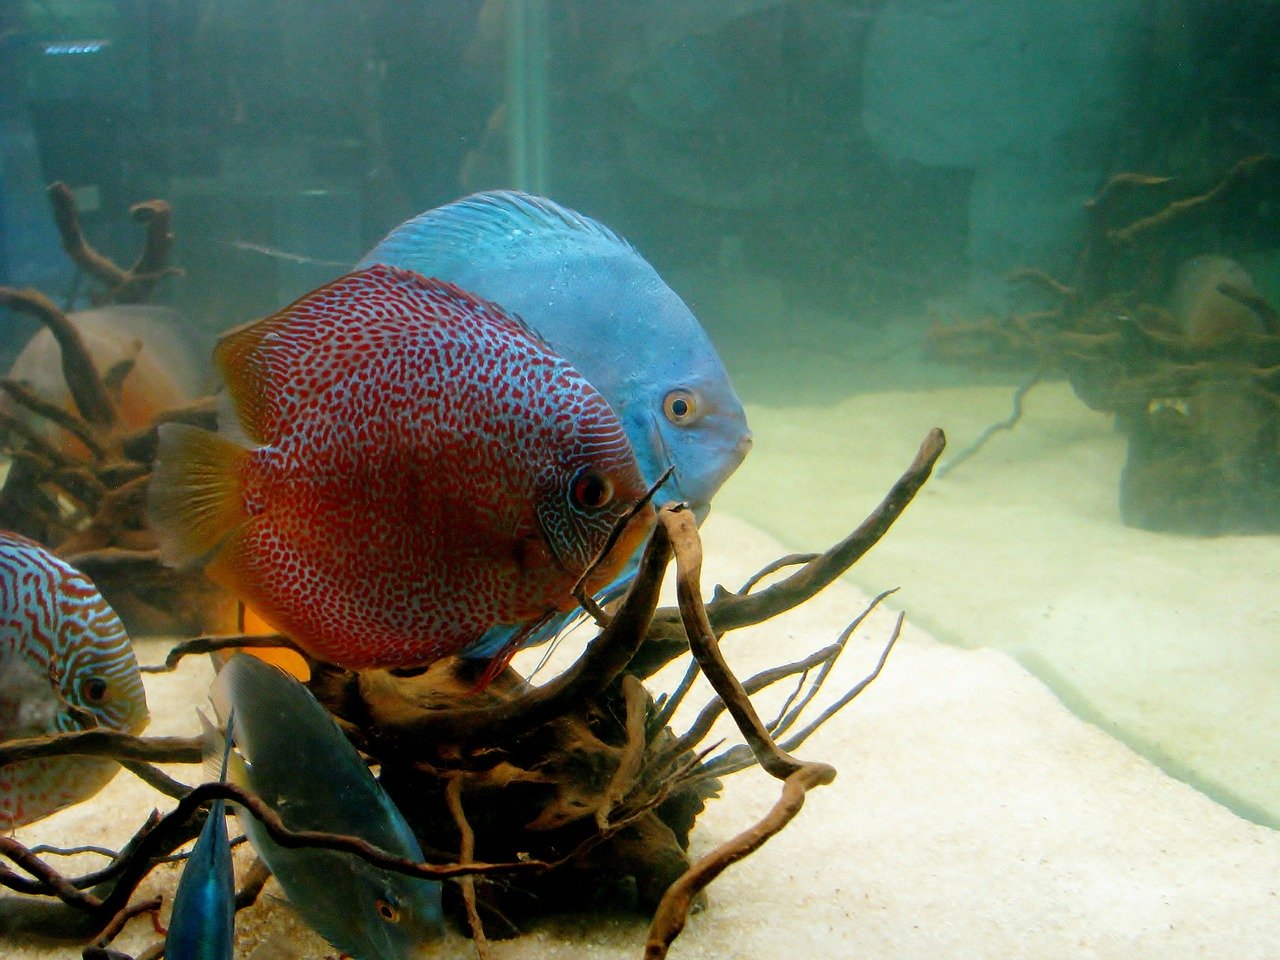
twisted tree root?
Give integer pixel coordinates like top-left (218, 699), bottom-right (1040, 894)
top-left (644, 762), bottom-right (834, 959)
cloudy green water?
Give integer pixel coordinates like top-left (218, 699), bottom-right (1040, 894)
top-left (699, 278), bottom-right (1280, 827)
top-left (3, 0), bottom-right (1277, 837)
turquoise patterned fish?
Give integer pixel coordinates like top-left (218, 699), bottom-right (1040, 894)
top-left (0, 531), bottom-right (149, 830)
top-left (212, 654), bottom-right (442, 960)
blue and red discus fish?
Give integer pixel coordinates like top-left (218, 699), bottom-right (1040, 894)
top-left (361, 191), bottom-right (753, 661)
top-left (148, 264), bottom-right (653, 675)
top-left (0, 531), bottom-right (149, 830)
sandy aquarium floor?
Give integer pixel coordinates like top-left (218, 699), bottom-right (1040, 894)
top-left (698, 270), bottom-right (1280, 829)
top-left (6, 509), bottom-right (1280, 959)
top-left (713, 377), bottom-right (1280, 829)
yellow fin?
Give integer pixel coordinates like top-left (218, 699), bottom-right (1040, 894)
top-left (210, 603), bottom-right (311, 681)
top-left (148, 423), bottom-right (249, 569)
top-left (240, 603), bottom-right (312, 680)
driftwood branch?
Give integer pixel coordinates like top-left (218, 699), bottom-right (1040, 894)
top-left (644, 756), bottom-right (834, 959)
top-left (137, 633), bottom-right (300, 674)
top-left (0, 409), bottom-right (74, 468)
top-left (47, 183), bottom-right (129, 292)
top-left (629, 428), bottom-right (944, 678)
top-left (0, 286), bottom-right (115, 427)
top-left (47, 182), bottom-right (177, 305)
top-left (0, 378), bottom-right (105, 459)
top-left (445, 777), bottom-right (492, 960)
top-left (661, 508), bottom-right (812, 780)
top-left (352, 512), bottom-right (674, 749)
top-left (0, 731), bottom-right (203, 768)
top-left (0, 780), bottom-right (551, 942)
top-left (938, 374), bottom-right (1041, 478)
top-left (118, 396), bottom-right (218, 464)
top-left (118, 200), bottom-right (177, 304)
top-left (1084, 171), bottom-right (1173, 211)
top-left (1108, 155), bottom-right (1276, 244)
top-left (711, 428), bottom-right (942, 633)
top-left (631, 507), bottom-right (843, 958)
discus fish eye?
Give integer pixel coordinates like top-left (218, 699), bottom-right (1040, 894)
top-left (82, 678), bottom-right (108, 704)
top-left (571, 469), bottom-right (615, 510)
top-left (375, 898), bottom-right (401, 923)
top-left (663, 389), bottom-right (699, 425)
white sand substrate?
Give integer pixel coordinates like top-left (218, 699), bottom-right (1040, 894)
top-left (714, 380), bottom-right (1280, 827)
top-left (7, 510), bottom-right (1280, 959)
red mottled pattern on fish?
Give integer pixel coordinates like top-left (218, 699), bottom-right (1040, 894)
top-left (0, 532), bottom-right (148, 830)
top-left (203, 265), bottom-right (650, 669)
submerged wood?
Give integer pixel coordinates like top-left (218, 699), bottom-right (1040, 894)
top-left (0, 188), bottom-right (231, 634)
top-left (47, 182), bottom-right (177, 306)
top-left (0, 430), bottom-right (943, 957)
top-left (928, 156), bottom-right (1280, 534)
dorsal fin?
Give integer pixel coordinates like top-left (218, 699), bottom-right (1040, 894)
top-left (212, 265), bottom-right (551, 444)
top-left (213, 315), bottom-right (280, 445)
top-left (359, 191), bottom-right (634, 278)
top-left (212, 267), bottom-right (413, 443)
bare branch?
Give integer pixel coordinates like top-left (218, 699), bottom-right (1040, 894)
top-left (47, 182), bottom-right (128, 291)
top-left (139, 633), bottom-right (300, 674)
top-left (0, 378), bottom-right (105, 458)
top-left (0, 285), bottom-right (115, 427)
top-left (643, 763), bottom-right (835, 959)
top-left (0, 731), bottom-right (202, 768)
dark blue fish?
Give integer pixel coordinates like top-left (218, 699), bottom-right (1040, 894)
top-left (212, 655), bottom-right (442, 960)
top-left (166, 712), bottom-right (237, 960)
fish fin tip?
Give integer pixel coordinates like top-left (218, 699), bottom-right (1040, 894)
top-left (148, 423), bottom-right (249, 569)
top-left (212, 320), bottom-right (275, 443)
top-left (470, 651), bottom-right (513, 694)
top-left (470, 613), bottom-right (553, 693)
top-left (361, 190), bottom-right (634, 277)
top-left (215, 388), bottom-right (257, 447)
top-left (198, 709), bottom-right (233, 786)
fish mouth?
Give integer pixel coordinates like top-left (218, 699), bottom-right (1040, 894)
top-left (647, 412), bottom-right (753, 515)
top-left (722, 428), bottom-right (753, 479)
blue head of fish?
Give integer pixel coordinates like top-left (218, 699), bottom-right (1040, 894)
top-left (358, 191), bottom-right (752, 519)
top-left (213, 655), bottom-right (443, 960)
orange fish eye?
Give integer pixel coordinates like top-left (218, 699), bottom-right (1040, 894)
top-left (82, 678), bottom-right (109, 704)
top-left (375, 898), bottom-right (401, 923)
top-left (571, 469), bottom-right (615, 510)
top-left (663, 389), bottom-right (698, 424)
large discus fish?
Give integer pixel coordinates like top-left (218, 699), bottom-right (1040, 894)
top-left (212, 654), bottom-right (442, 960)
top-left (360, 191), bottom-right (752, 658)
top-left (148, 264), bottom-right (652, 676)
top-left (0, 531), bottom-right (149, 830)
